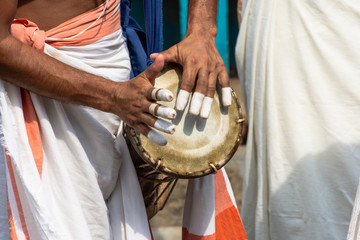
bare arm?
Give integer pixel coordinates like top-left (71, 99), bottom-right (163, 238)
top-left (0, 36), bottom-right (119, 112)
top-left (0, 0), bottom-right (126, 113)
top-left (0, 0), bottom-right (174, 145)
top-left (186, 0), bottom-right (218, 36)
top-left (152, 0), bottom-right (229, 118)
top-left (238, 0), bottom-right (243, 25)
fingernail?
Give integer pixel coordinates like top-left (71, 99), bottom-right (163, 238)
top-left (158, 106), bottom-right (177, 119)
top-left (158, 89), bottom-right (174, 101)
top-left (200, 97), bottom-right (213, 119)
top-left (176, 90), bottom-right (190, 111)
top-left (147, 130), bottom-right (168, 146)
top-left (152, 88), bottom-right (174, 101)
top-left (222, 87), bottom-right (232, 107)
top-left (189, 92), bottom-right (205, 115)
top-left (154, 119), bottom-right (176, 134)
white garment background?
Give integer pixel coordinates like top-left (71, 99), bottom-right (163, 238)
top-left (236, 0), bottom-right (360, 239)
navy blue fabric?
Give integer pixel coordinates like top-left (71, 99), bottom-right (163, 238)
top-left (0, 145), bottom-right (9, 239)
top-left (143, 0), bottom-right (163, 54)
top-left (120, 0), bottom-right (163, 78)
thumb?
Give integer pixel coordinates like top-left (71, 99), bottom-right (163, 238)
top-left (144, 54), bottom-right (165, 83)
top-left (151, 47), bottom-right (177, 63)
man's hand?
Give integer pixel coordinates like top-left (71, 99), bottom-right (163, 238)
top-left (150, 0), bottom-right (232, 119)
top-left (113, 54), bottom-right (176, 146)
top-left (150, 32), bottom-right (231, 119)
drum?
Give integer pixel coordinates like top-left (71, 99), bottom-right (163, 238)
top-left (124, 63), bottom-right (246, 218)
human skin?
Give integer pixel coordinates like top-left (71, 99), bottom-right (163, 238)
top-left (0, 0), bottom-right (228, 138)
top-left (151, 0), bottom-right (229, 101)
top-left (238, 0), bottom-right (243, 25)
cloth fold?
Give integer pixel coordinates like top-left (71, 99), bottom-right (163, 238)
top-left (11, 19), bottom-right (46, 50)
top-left (182, 169), bottom-right (247, 240)
top-left (236, 0), bottom-right (360, 239)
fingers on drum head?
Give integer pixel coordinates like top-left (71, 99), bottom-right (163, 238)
top-left (149, 103), bottom-right (177, 119)
top-left (222, 87), bottom-right (232, 107)
top-left (154, 119), bottom-right (176, 134)
top-left (200, 96), bottom-right (214, 119)
top-left (175, 90), bottom-right (190, 111)
top-left (147, 130), bottom-right (168, 146)
top-left (189, 92), bottom-right (205, 116)
top-left (175, 88), bottom-right (230, 118)
top-left (152, 88), bottom-right (174, 102)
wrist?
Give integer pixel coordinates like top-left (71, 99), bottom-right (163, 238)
top-left (186, 0), bottom-right (218, 38)
top-left (185, 26), bottom-right (217, 39)
top-left (108, 80), bottom-right (123, 114)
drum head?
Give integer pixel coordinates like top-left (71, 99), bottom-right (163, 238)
top-left (126, 63), bottom-right (245, 178)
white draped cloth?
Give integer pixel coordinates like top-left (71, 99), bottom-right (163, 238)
top-left (236, 0), bottom-right (360, 239)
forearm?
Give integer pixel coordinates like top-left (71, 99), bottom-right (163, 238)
top-left (0, 34), bottom-right (117, 112)
top-left (157, 0), bottom-right (229, 118)
top-left (237, 0), bottom-right (243, 25)
top-left (186, 0), bottom-right (218, 38)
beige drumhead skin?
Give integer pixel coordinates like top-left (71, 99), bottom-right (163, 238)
top-left (131, 64), bottom-right (244, 178)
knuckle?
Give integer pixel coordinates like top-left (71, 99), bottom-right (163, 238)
top-left (134, 100), bottom-right (143, 109)
top-left (205, 60), bottom-right (213, 69)
top-left (196, 82), bottom-right (207, 92)
top-left (181, 80), bottom-right (194, 91)
top-left (189, 58), bottom-right (198, 66)
top-left (198, 71), bottom-right (208, 81)
top-left (216, 61), bottom-right (225, 69)
top-left (127, 118), bottom-right (135, 127)
top-left (208, 63), bottom-right (216, 72)
top-left (137, 124), bottom-right (147, 135)
top-left (207, 85), bottom-right (216, 93)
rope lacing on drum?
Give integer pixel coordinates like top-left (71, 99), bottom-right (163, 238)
top-left (236, 118), bottom-right (245, 124)
top-left (209, 162), bottom-right (218, 173)
top-left (143, 178), bottom-right (178, 202)
top-left (142, 159), bottom-right (162, 178)
top-left (138, 163), bottom-right (150, 169)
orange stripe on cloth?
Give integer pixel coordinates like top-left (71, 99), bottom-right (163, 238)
top-left (182, 228), bottom-right (216, 240)
top-left (7, 194), bottom-right (19, 240)
top-left (215, 206), bottom-right (247, 240)
top-left (214, 170), bottom-right (247, 240)
top-left (148, 219), bottom-right (154, 240)
top-left (45, 0), bottom-right (120, 48)
top-left (20, 89), bottom-right (43, 177)
top-left (6, 154), bottom-right (30, 240)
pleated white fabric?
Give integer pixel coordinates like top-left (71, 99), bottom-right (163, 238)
top-left (236, 0), bottom-right (360, 239)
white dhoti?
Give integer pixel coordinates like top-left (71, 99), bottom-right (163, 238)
top-left (236, 0), bottom-right (360, 239)
top-left (0, 0), bottom-right (152, 239)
